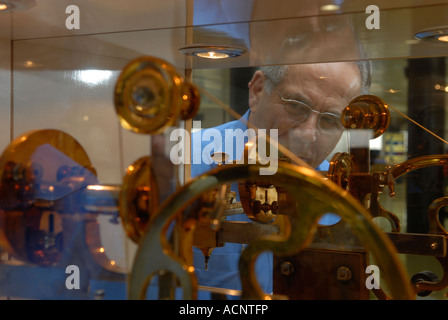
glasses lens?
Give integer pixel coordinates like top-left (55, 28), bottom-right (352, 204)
top-left (320, 113), bottom-right (342, 132)
top-left (283, 100), bottom-right (310, 121)
top-left (280, 95), bottom-right (342, 133)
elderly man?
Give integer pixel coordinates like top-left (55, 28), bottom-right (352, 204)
top-left (191, 59), bottom-right (371, 299)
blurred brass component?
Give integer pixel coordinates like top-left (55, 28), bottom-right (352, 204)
top-left (329, 151), bottom-right (448, 298)
top-left (0, 129), bottom-right (95, 265)
top-left (119, 156), bottom-right (159, 243)
top-left (129, 162), bottom-right (413, 300)
top-left (411, 196), bottom-right (448, 296)
top-left (114, 56), bottom-right (200, 134)
top-left (328, 152), bottom-right (401, 232)
top-left (341, 94), bottom-right (390, 139)
top-left (386, 232), bottom-right (446, 256)
top-left (370, 154), bottom-right (448, 234)
top-left (390, 154), bottom-right (448, 179)
top-left (327, 152), bottom-right (353, 191)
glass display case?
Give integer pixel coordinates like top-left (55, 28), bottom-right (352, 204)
top-left (1, 0), bottom-right (448, 300)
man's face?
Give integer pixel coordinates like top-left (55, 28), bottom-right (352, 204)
top-left (248, 62), bottom-right (361, 168)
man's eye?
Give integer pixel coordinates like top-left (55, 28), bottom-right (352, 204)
top-left (284, 101), bottom-right (308, 114)
top-left (285, 103), bottom-right (299, 112)
top-left (320, 114), bottom-right (341, 127)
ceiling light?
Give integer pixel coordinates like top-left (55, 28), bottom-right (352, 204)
top-left (438, 35), bottom-right (448, 42)
top-left (0, 0), bottom-right (35, 12)
top-left (320, 4), bottom-right (340, 12)
top-left (179, 45), bottom-right (246, 59)
top-left (196, 51), bottom-right (231, 59)
top-left (414, 27), bottom-right (448, 43)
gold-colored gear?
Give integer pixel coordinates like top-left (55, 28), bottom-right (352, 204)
top-left (114, 56), bottom-right (200, 134)
top-left (128, 162), bottom-right (414, 300)
top-left (119, 156), bottom-right (159, 243)
top-left (341, 94), bottom-right (390, 139)
top-left (327, 152), bottom-right (353, 191)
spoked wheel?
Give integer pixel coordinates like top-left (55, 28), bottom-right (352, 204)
top-left (128, 162), bottom-right (414, 300)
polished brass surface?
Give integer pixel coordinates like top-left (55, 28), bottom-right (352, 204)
top-left (119, 156), bottom-right (159, 243)
top-left (412, 197), bottom-right (448, 296)
top-left (114, 56), bottom-right (200, 134)
top-left (327, 152), bottom-right (353, 191)
top-left (327, 136), bottom-right (448, 297)
top-left (129, 162), bottom-right (413, 300)
top-left (390, 154), bottom-right (448, 179)
top-left (341, 94), bottom-right (390, 139)
top-left (371, 155), bottom-right (448, 234)
top-left (386, 232), bottom-right (446, 257)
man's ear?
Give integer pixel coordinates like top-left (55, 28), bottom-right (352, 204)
top-left (248, 70), bottom-right (265, 113)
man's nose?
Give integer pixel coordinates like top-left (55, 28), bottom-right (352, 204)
top-left (291, 116), bottom-right (319, 143)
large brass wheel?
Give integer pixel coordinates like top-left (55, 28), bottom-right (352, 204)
top-left (129, 162), bottom-right (414, 300)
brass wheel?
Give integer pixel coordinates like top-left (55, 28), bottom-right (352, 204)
top-left (341, 94), bottom-right (390, 139)
top-left (114, 56), bottom-right (200, 134)
top-left (327, 152), bottom-right (353, 191)
top-left (119, 156), bottom-right (159, 243)
top-left (129, 162), bottom-right (414, 300)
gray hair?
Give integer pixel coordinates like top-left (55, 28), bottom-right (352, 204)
top-left (260, 60), bottom-right (372, 95)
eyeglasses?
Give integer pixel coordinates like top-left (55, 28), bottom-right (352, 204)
top-left (279, 94), bottom-right (343, 133)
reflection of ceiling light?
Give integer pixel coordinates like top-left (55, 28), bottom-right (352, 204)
top-left (320, 4), bottom-right (340, 12)
top-left (386, 89), bottom-right (400, 94)
top-left (74, 70), bottom-right (114, 86)
top-left (196, 51), bottom-right (230, 59)
top-left (414, 27), bottom-right (448, 43)
top-left (179, 45), bottom-right (246, 59)
top-left (0, 0), bottom-right (35, 12)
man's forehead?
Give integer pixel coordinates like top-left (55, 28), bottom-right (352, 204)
top-left (281, 62), bottom-right (361, 93)
top-left (286, 61), bottom-right (359, 77)
top-left (276, 62), bottom-right (361, 111)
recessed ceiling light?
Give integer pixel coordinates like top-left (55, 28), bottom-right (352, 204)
top-left (414, 27), bottom-right (448, 43)
top-left (179, 45), bottom-right (246, 59)
top-left (437, 35), bottom-right (448, 42)
top-left (0, 0), bottom-right (35, 12)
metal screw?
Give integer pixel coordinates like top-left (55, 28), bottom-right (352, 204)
top-left (336, 266), bottom-right (352, 282)
top-left (280, 261), bottom-right (294, 276)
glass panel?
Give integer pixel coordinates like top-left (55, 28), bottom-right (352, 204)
top-left (2, 0), bottom-right (448, 301)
